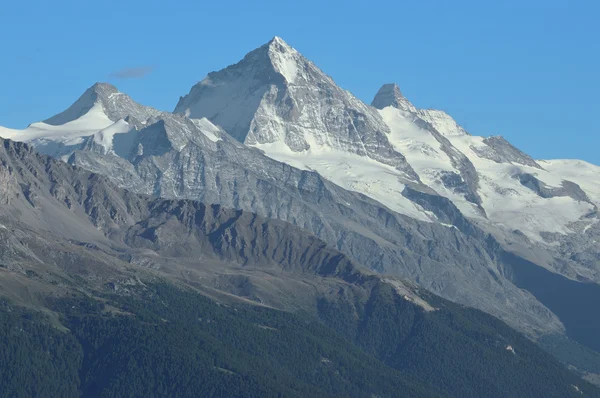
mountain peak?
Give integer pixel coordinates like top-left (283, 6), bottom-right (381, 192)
top-left (267, 36), bottom-right (292, 51)
top-left (371, 83), bottom-right (469, 137)
top-left (174, 39), bottom-right (419, 180)
top-left (44, 83), bottom-right (160, 127)
top-left (371, 83), bottom-right (416, 112)
top-left (88, 82), bottom-right (120, 101)
top-left (415, 108), bottom-right (469, 137)
top-left (259, 36), bottom-right (303, 84)
top-left (90, 81), bottom-right (119, 93)
top-left (43, 83), bottom-right (118, 126)
top-left (174, 37), bottom-right (318, 141)
top-left (382, 83), bottom-right (404, 98)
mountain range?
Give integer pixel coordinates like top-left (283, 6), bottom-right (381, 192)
top-left (0, 118), bottom-right (597, 397)
top-left (1, 36), bottom-right (599, 394)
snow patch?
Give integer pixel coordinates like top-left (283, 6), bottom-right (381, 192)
top-left (583, 219), bottom-right (599, 234)
top-left (93, 119), bottom-right (132, 153)
top-left (416, 109), bottom-right (468, 137)
top-left (267, 37), bottom-right (302, 83)
top-left (253, 139), bottom-right (435, 222)
top-left (378, 103), bottom-right (599, 244)
top-left (0, 126), bottom-right (21, 140)
top-left (438, 134), bottom-right (597, 242)
top-left (0, 102), bottom-right (113, 144)
top-left (271, 52), bottom-right (298, 83)
top-left (378, 106), bottom-right (483, 218)
top-left (191, 118), bottom-right (222, 142)
top-left (540, 159), bottom-right (600, 207)
top-left (440, 223), bottom-right (458, 229)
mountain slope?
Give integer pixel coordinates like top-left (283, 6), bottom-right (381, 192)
top-left (372, 83), bottom-right (600, 283)
top-left (170, 36), bottom-right (600, 334)
top-left (174, 37), bottom-right (431, 218)
top-left (0, 83), bottom-right (161, 159)
top-left (2, 38), bottom-right (600, 377)
top-left (1, 287), bottom-right (445, 398)
top-left (6, 281), bottom-right (598, 398)
top-left (175, 37), bottom-right (418, 176)
top-left (0, 137), bottom-right (597, 397)
top-left (0, 85), bottom-right (568, 340)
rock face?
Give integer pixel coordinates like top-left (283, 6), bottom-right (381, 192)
top-left (2, 138), bottom-right (598, 398)
top-left (372, 83), bottom-right (417, 113)
top-left (2, 37), bottom-right (600, 364)
top-left (0, 137), bottom-right (361, 281)
top-left (174, 37), bottom-right (419, 180)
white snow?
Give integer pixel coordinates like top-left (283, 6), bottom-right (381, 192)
top-left (2, 62), bottom-right (597, 252)
top-left (252, 140), bottom-right (435, 222)
top-left (191, 118), bottom-right (222, 142)
top-left (251, 102), bottom-right (598, 239)
top-left (376, 106), bottom-right (598, 243)
top-left (583, 219), bottom-right (599, 234)
top-left (270, 51), bottom-right (298, 83)
top-left (93, 119), bottom-right (132, 153)
top-left (416, 109), bottom-right (468, 137)
top-left (268, 37), bottom-right (299, 83)
top-left (540, 159), bottom-right (600, 206)
top-left (380, 107), bottom-right (455, 171)
top-left (0, 102), bottom-right (113, 145)
top-left (374, 86), bottom-right (600, 243)
top-left (378, 106), bottom-right (476, 211)
top-left (0, 102), bottom-right (140, 158)
top-left (440, 223), bottom-right (458, 229)
top-left (0, 126), bottom-right (21, 140)
top-left (443, 134), bottom-right (596, 242)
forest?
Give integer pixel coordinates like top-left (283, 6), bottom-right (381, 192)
top-left (0, 282), bottom-right (597, 397)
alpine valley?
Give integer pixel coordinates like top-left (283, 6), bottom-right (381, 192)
top-left (1, 37), bottom-right (599, 397)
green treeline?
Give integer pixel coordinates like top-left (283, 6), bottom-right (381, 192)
top-left (0, 287), bottom-right (440, 398)
top-left (0, 283), bottom-right (597, 397)
top-left (317, 283), bottom-right (598, 397)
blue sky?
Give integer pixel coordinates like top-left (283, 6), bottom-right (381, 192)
top-left (1, 0), bottom-right (599, 164)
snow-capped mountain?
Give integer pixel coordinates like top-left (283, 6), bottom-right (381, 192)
top-left (371, 83), bottom-right (600, 281)
top-left (175, 37), bottom-right (410, 171)
top-left (0, 83), bottom-right (162, 160)
top-left (1, 37), bottom-right (599, 363)
top-left (0, 79), bottom-right (563, 339)
top-left (1, 135), bottom-right (595, 397)
top-left (174, 37), bottom-right (439, 219)
top-left (174, 37), bottom-right (599, 282)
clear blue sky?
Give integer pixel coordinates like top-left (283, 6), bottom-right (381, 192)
top-left (1, 0), bottom-right (599, 164)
